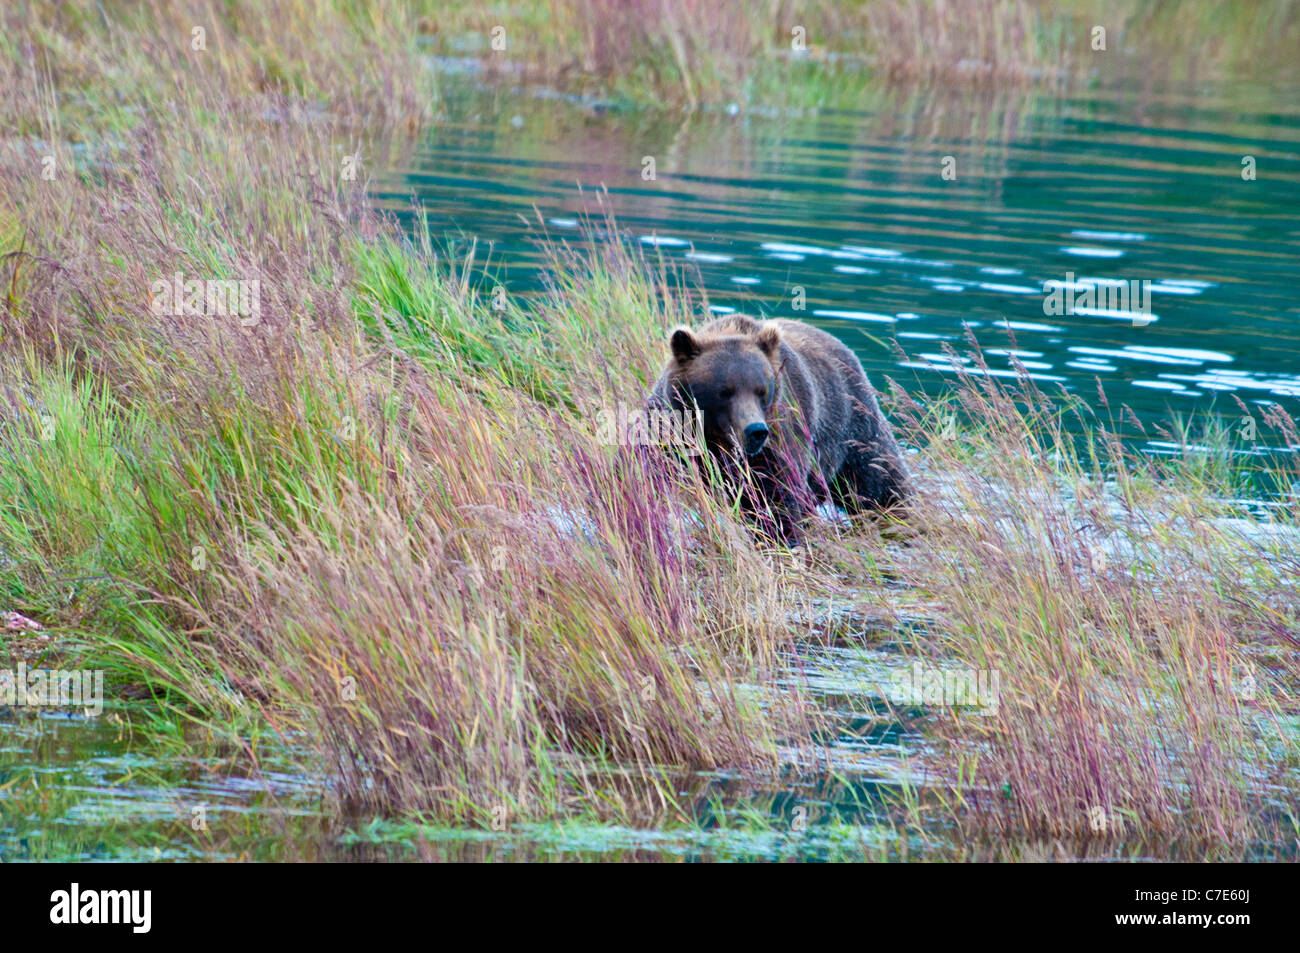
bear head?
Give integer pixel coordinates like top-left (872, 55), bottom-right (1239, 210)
top-left (660, 319), bottom-right (782, 458)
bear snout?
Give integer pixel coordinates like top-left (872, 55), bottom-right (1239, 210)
top-left (742, 421), bottom-right (770, 456)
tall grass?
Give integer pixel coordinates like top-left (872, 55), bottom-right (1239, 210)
top-left (854, 350), bottom-right (1300, 844)
top-left (0, 2), bottom-right (818, 822)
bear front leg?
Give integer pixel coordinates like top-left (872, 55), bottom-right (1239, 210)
top-left (836, 436), bottom-right (911, 514)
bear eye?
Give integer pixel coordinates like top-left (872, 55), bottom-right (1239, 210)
top-left (756, 387), bottom-right (767, 400)
top-left (719, 387), bottom-right (735, 400)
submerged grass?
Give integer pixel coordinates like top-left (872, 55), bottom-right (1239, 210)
top-left (1, 2), bottom-right (1297, 859)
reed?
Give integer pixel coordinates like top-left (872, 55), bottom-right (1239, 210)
top-left (849, 348), bottom-right (1300, 843)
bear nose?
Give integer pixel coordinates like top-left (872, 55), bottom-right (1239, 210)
top-left (743, 422), bottom-right (769, 456)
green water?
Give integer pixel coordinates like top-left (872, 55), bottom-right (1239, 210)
top-left (374, 67), bottom-right (1300, 489)
top-left (5, 65), bottom-right (1300, 862)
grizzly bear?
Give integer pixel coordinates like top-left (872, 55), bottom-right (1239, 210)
top-left (648, 314), bottom-right (910, 542)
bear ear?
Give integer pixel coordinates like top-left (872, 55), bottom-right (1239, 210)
top-left (670, 327), bottom-right (702, 362)
top-left (755, 322), bottom-right (782, 356)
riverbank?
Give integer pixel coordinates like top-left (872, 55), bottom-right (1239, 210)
top-left (422, 0), bottom-right (1300, 107)
top-left (1, 1), bottom-right (1297, 860)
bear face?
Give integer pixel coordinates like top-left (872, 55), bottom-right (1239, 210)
top-left (664, 323), bottom-right (782, 458)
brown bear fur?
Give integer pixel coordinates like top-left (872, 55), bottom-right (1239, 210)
top-left (648, 314), bottom-right (910, 541)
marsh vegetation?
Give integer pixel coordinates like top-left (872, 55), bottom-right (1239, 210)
top-left (1, 0), bottom-right (1297, 861)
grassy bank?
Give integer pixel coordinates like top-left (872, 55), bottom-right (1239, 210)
top-left (1, 1), bottom-right (1298, 859)
top-left (1, 0), bottom-right (819, 828)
